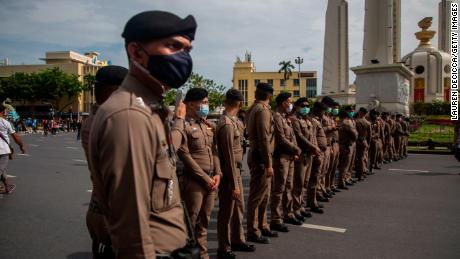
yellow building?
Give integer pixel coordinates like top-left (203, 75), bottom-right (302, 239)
top-left (232, 59), bottom-right (318, 107)
top-left (0, 50), bottom-right (108, 117)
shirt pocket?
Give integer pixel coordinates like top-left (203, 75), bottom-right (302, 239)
top-left (151, 159), bottom-right (180, 212)
top-left (189, 130), bottom-right (204, 150)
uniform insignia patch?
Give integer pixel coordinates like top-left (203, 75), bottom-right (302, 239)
top-left (135, 97), bottom-right (145, 107)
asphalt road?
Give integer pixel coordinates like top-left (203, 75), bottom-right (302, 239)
top-left (0, 132), bottom-right (459, 259)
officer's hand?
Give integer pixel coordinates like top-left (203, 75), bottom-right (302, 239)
top-left (175, 102), bottom-right (186, 120)
top-left (265, 167), bottom-right (274, 178)
top-left (295, 148), bottom-right (301, 157)
top-left (207, 178), bottom-right (216, 190)
top-left (232, 187), bottom-right (241, 199)
top-left (211, 175), bottom-right (221, 190)
top-left (312, 147), bottom-right (321, 156)
top-left (293, 155), bottom-right (299, 161)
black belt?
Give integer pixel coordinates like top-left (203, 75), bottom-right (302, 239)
top-left (89, 199), bottom-right (104, 215)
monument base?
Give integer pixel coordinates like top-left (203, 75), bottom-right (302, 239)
top-left (351, 64), bottom-right (414, 116)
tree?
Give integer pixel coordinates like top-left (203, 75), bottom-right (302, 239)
top-left (183, 72), bottom-right (226, 110)
top-left (278, 60), bottom-right (295, 80)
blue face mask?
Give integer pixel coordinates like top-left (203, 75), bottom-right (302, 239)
top-left (348, 111), bottom-right (355, 118)
top-left (197, 104), bottom-right (209, 118)
top-left (327, 108), bottom-right (332, 114)
top-left (332, 108), bottom-right (339, 116)
top-left (300, 107), bottom-right (310, 116)
top-left (145, 50), bottom-right (193, 89)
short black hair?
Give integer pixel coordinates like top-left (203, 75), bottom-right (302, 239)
top-left (321, 96), bottom-right (336, 106)
top-left (358, 107), bottom-right (368, 114)
top-left (255, 88), bottom-right (272, 101)
top-left (184, 88), bottom-right (208, 102)
top-left (312, 102), bottom-right (327, 113)
top-left (0, 105), bottom-right (5, 113)
top-left (339, 110), bottom-right (349, 119)
top-left (275, 92), bottom-right (292, 106)
top-left (294, 97), bottom-right (309, 107)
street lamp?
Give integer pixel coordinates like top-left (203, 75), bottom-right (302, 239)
top-left (294, 56), bottom-right (304, 88)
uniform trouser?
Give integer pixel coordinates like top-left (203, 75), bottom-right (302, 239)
top-left (389, 136), bottom-right (396, 160)
top-left (346, 144), bottom-right (356, 181)
top-left (326, 143), bottom-right (339, 191)
top-left (394, 136), bottom-right (401, 159)
top-left (355, 141), bottom-right (369, 176)
top-left (247, 163), bottom-right (271, 237)
top-left (338, 144), bottom-right (353, 187)
top-left (86, 207), bottom-right (115, 259)
top-left (217, 169), bottom-right (245, 252)
top-left (308, 152), bottom-right (324, 208)
top-left (271, 154), bottom-right (295, 224)
top-left (369, 139), bottom-right (378, 169)
top-left (182, 176), bottom-right (216, 259)
top-left (293, 155), bottom-right (312, 215)
top-left (317, 146), bottom-right (331, 196)
top-left (403, 136), bottom-right (408, 156)
top-left (376, 140), bottom-right (384, 164)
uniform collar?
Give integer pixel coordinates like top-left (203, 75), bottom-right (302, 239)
top-left (254, 100), bottom-right (270, 109)
top-left (122, 73), bottom-right (162, 107)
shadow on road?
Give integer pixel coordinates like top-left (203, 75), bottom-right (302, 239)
top-left (67, 252), bottom-right (91, 259)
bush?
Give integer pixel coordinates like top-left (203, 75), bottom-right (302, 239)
top-left (412, 101), bottom-right (450, 115)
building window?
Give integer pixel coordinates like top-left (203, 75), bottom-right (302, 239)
top-left (267, 79), bottom-right (273, 85)
top-left (293, 79), bottom-right (300, 86)
top-left (307, 89), bottom-right (317, 98)
top-left (306, 78), bottom-right (317, 87)
top-left (280, 79), bottom-right (286, 87)
top-left (293, 90), bottom-right (300, 97)
top-left (238, 79), bottom-right (248, 107)
top-left (254, 79), bottom-right (260, 86)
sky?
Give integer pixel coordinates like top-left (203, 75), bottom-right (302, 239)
top-left (0, 0), bottom-right (453, 92)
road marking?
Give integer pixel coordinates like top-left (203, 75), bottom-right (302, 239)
top-left (7, 174), bottom-right (17, 178)
top-left (301, 224), bottom-right (347, 233)
top-left (73, 159), bottom-right (87, 163)
top-left (87, 190), bottom-right (92, 193)
top-left (17, 153), bottom-right (30, 156)
top-left (29, 144), bottom-right (39, 147)
top-left (66, 147), bottom-right (79, 150)
top-left (388, 169), bottom-right (430, 173)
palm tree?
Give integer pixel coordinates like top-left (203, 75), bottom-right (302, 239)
top-left (278, 60), bottom-right (295, 81)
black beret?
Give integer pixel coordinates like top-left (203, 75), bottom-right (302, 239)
top-left (321, 96), bottom-right (336, 106)
top-left (122, 11), bottom-right (197, 43)
top-left (313, 102), bottom-right (328, 111)
top-left (226, 89), bottom-right (244, 101)
top-left (358, 107), bottom-right (368, 114)
top-left (184, 88), bottom-right (208, 102)
top-left (275, 92), bottom-right (292, 105)
top-left (256, 82), bottom-right (274, 94)
top-left (95, 66), bottom-right (128, 88)
top-left (294, 97), bottom-right (309, 107)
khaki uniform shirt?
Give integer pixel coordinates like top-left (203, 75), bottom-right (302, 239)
top-left (246, 100), bottom-right (275, 168)
top-left (310, 115), bottom-right (327, 150)
top-left (178, 116), bottom-right (222, 186)
top-left (216, 113), bottom-right (244, 190)
top-left (81, 104), bottom-right (98, 163)
top-left (291, 114), bottom-right (316, 153)
top-left (355, 117), bottom-right (372, 143)
top-left (88, 74), bottom-right (187, 257)
top-left (322, 114), bottom-right (338, 145)
top-left (338, 118), bottom-right (358, 146)
top-left (273, 111), bottom-right (300, 156)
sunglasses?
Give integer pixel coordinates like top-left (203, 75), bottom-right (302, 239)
top-left (300, 104), bottom-right (310, 108)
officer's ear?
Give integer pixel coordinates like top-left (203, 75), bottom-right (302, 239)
top-left (127, 42), bottom-right (148, 66)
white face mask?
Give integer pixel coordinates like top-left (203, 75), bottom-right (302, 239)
top-left (287, 103), bottom-right (293, 113)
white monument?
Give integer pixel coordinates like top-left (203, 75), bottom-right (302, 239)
top-left (352, 0), bottom-right (412, 115)
top-left (321, 0), bottom-right (355, 104)
top-left (402, 17), bottom-right (451, 103)
top-left (438, 0), bottom-right (452, 54)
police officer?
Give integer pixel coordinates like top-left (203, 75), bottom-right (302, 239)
top-left (88, 10), bottom-right (195, 258)
top-left (81, 65), bottom-right (128, 258)
top-left (321, 97), bottom-right (340, 196)
top-left (291, 98), bottom-right (320, 219)
top-left (307, 102), bottom-right (328, 214)
top-left (354, 107), bottom-right (371, 181)
top-left (368, 110), bottom-right (381, 174)
top-left (270, 92), bottom-right (302, 231)
top-left (246, 83), bottom-right (277, 244)
top-left (216, 89), bottom-right (255, 259)
top-left (381, 112), bottom-right (392, 164)
top-left (337, 110), bottom-right (358, 189)
top-left (178, 88), bottom-right (222, 259)
top-left (394, 114), bottom-right (405, 161)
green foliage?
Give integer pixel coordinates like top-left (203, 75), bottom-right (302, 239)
top-left (0, 68), bottom-right (86, 111)
top-left (183, 72), bottom-right (226, 110)
top-left (163, 89), bottom-right (179, 106)
top-left (409, 124), bottom-right (454, 144)
top-left (412, 100), bottom-right (450, 115)
top-left (278, 60), bottom-right (295, 80)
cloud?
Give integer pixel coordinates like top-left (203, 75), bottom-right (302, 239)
top-left (0, 0), bottom-right (452, 92)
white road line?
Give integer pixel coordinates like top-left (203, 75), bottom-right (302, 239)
top-left (87, 190), bottom-right (93, 193)
top-left (301, 224), bottom-right (347, 233)
top-left (29, 144), bottom-right (39, 147)
top-left (72, 159), bottom-right (87, 163)
top-left (388, 169), bottom-right (430, 173)
top-left (17, 153), bottom-right (30, 156)
top-left (7, 174), bottom-right (17, 178)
